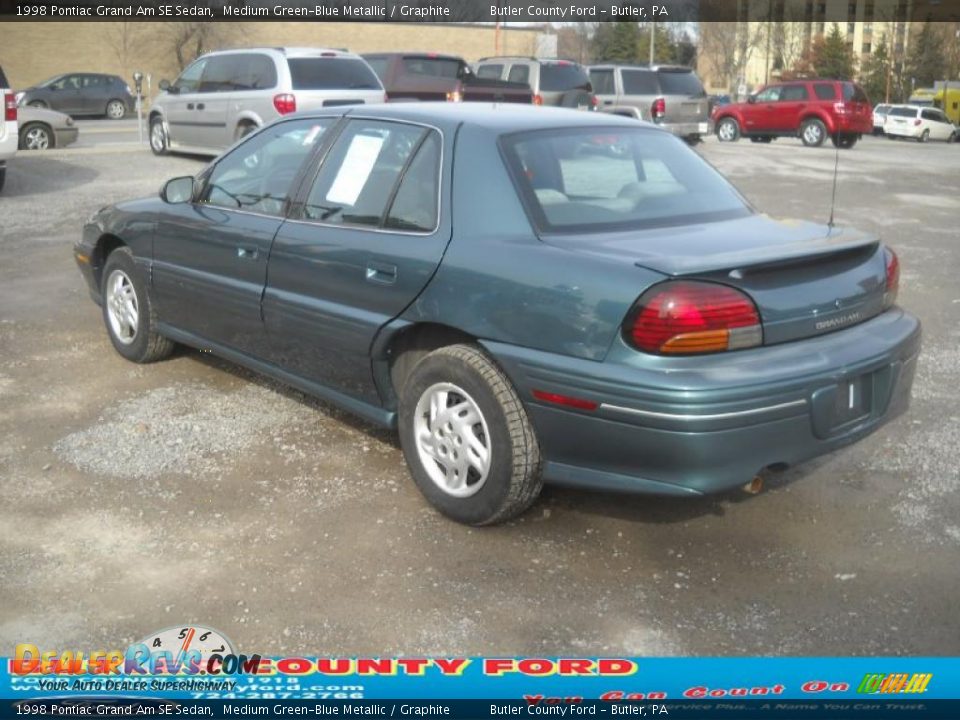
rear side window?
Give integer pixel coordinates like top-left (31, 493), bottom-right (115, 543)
top-left (385, 133), bottom-right (441, 232)
top-left (476, 64), bottom-right (504, 79)
top-left (888, 106), bottom-right (917, 118)
top-left (842, 83), bottom-right (869, 102)
top-left (657, 70), bottom-right (705, 97)
top-left (502, 128), bottom-right (750, 233)
top-left (621, 69), bottom-right (658, 95)
top-left (507, 65), bottom-right (530, 85)
top-left (233, 54), bottom-right (278, 91)
top-left (813, 83), bottom-right (837, 100)
top-left (589, 69), bottom-right (615, 95)
top-left (364, 57), bottom-right (389, 81)
top-left (288, 58), bottom-right (381, 90)
top-left (539, 63), bottom-right (590, 92)
top-left (780, 84), bottom-right (809, 101)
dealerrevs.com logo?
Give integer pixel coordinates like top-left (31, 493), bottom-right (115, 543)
top-left (857, 672), bottom-right (932, 694)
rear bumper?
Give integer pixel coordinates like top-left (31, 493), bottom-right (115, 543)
top-left (835, 116), bottom-right (873, 134)
top-left (658, 120), bottom-right (711, 137)
top-left (885, 124), bottom-right (920, 138)
top-left (484, 309), bottom-right (921, 496)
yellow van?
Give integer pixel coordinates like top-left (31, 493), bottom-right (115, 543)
top-left (933, 86), bottom-right (960, 125)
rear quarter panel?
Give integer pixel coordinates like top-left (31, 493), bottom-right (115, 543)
top-left (404, 124), bottom-right (663, 361)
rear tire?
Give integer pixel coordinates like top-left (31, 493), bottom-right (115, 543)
top-left (398, 344), bottom-right (543, 526)
top-left (917, 129), bottom-right (929, 143)
top-left (235, 122), bottom-right (257, 141)
top-left (106, 99), bottom-right (126, 120)
top-left (0, 167), bottom-right (6, 192)
top-left (716, 117), bottom-right (740, 142)
top-left (832, 133), bottom-right (858, 149)
top-left (800, 118), bottom-right (827, 147)
top-left (100, 247), bottom-right (175, 363)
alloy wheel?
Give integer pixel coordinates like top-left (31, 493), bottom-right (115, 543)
top-left (413, 382), bottom-right (492, 498)
top-left (105, 269), bottom-right (139, 345)
top-left (107, 101), bottom-right (126, 119)
top-left (23, 126), bottom-right (50, 150)
top-left (803, 124), bottom-right (823, 145)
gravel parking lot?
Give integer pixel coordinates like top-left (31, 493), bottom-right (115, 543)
top-left (1, 132), bottom-right (958, 657)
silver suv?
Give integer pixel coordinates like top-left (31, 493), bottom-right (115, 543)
top-left (150, 47), bottom-right (385, 156)
top-left (474, 57), bottom-right (596, 109)
top-left (588, 64), bottom-right (710, 143)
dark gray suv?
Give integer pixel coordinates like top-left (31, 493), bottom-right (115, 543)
top-left (16, 73), bottom-right (134, 119)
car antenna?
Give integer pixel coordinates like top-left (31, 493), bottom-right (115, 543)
top-left (827, 134), bottom-right (841, 231)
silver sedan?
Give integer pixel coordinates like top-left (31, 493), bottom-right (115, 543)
top-left (18, 105), bottom-right (79, 150)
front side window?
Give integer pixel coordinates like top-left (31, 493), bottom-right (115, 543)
top-left (755, 86), bottom-right (782, 102)
top-left (200, 119), bottom-right (331, 216)
top-left (501, 128), bottom-right (750, 233)
top-left (50, 75), bottom-right (81, 91)
top-left (303, 120), bottom-right (440, 232)
top-left (175, 59), bottom-right (207, 94)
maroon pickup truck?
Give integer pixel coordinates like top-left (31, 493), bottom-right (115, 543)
top-left (362, 53), bottom-right (533, 104)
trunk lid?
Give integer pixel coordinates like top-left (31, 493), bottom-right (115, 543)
top-left (543, 214), bottom-right (887, 345)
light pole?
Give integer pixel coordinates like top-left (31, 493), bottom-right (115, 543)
top-left (649, 21), bottom-right (655, 64)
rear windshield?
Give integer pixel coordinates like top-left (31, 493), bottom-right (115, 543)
top-left (288, 58), bottom-right (381, 90)
top-left (401, 57), bottom-right (463, 78)
top-left (657, 69), bottom-right (706, 97)
top-left (842, 82), bottom-right (869, 103)
top-left (501, 128), bottom-right (750, 233)
top-left (540, 63), bottom-right (590, 92)
top-left (621, 69), bottom-right (659, 95)
top-left (888, 106), bottom-right (918, 117)
top-left (875, 104), bottom-right (891, 112)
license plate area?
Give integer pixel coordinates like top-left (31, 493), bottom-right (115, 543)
top-left (810, 370), bottom-right (885, 439)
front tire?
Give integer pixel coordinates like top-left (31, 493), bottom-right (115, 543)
top-left (398, 344), bottom-right (542, 525)
top-left (716, 117), bottom-right (740, 142)
top-left (100, 247), bottom-right (174, 363)
top-left (149, 117), bottom-right (168, 155)
top-left (106, 99), bottom-right (127, 120)
top-left (800, 118), bottom-right (827, 147)
top-left (19, 123), bottom-right (53, 150)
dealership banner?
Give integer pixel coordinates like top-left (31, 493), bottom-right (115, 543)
top-left (3, 653), bottom-right (960, 718)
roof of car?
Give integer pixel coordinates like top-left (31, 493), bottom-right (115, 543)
top-left (289, 102), bottom-right (652, 134)
top-left (588, 64), bottom-right (695, 72)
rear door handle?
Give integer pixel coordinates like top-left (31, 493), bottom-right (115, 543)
top-left (197, 103), bottom-right (205, 110)
top-left (237, 246), bottom-right (259, 260)
top-left (186, 103), bottom-right (195, 110)
top-left (366, 261), bottom-right (397, 284)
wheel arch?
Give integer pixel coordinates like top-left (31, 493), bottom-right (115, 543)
top-left (799, 112), bottom-right (832, 133)
top-left (90, 234), bottom-right (128, 291)
top-left (377, 322), bottom-right (479, 403)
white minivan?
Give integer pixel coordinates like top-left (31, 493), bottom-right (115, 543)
top-left (884, 105), bottom-right (958, 142)
top-left (149, 47), bottom-right (385, 157)
top-left (0, 65), bottom-right (19, 192)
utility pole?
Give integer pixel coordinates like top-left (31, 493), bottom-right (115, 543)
top-left (649, 21), bottom-right (655, 64)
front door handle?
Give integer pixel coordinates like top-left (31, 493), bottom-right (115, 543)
top-left (366, 261), bottom-right (397, 284)
top-left (237, 246), bottom-right (259, 260)
top-left (186, 103), bottom-right (195, 110)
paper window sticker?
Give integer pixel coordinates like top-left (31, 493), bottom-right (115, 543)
top-left (326, 133), bottom-right (386, 206)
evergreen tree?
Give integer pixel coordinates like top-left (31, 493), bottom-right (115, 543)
top-left (906, 22), bottom-right (945, 89)
top-left (636, 23), bottom-right (678, 64)
top-left (813, 24), bottom-right (856, 80)
top-left (859, 37), bottom-right (891, 103)
top-left (591, 21), bottom-right (642, 63)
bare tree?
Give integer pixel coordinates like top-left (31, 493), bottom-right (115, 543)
top-left (102, 22), bottom-right (146, 80)
top-left (159, 21), bottom-right (246, 71)
top-left (699, 16), bottom-right (769, 94)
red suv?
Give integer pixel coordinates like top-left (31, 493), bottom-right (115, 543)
top-left (712, 80), bottom-right (873, 148)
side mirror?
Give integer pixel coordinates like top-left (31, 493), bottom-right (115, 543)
top-left (747, 95), bottom-right (756, 104)
top-left (161, 176), bottom-right (195, 204)
top-left (158, 79), bottom-right (172, 92)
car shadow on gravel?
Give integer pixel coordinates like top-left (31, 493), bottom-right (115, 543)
top-left (4, 155), bottom-right (100, 197)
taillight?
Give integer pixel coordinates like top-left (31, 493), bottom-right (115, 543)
top-left (445, 84), bottom-right (463, 102)
top-left (4, 93), bottom-right (16, 122)
top-left (913, 118), bottom-right (921, 126)
top-left (883, 247), bottom-right (900, 309)
top-left (273, 93), bottom-right (296, 115)
top-left (651, 97), bottom-right (665, 121)
top-left (625, 281), bottom-right (762, 355)
top-left (590, 95), bottom-right (599, 109)
top-left (833, 102), bottom-right (849, 115)
top-left (533, 94), bottom-right (543, 106)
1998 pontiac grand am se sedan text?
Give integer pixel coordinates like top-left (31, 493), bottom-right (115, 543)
top-left (74, 104), bottom-right (921, 525)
